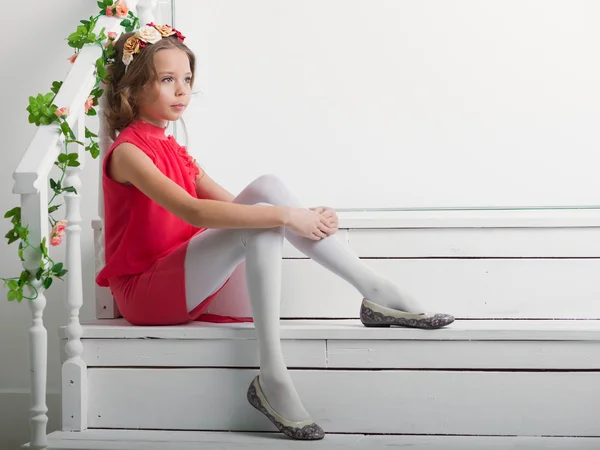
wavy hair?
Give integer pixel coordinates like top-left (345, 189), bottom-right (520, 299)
top-left (102, 31), bottom-right (196, 140)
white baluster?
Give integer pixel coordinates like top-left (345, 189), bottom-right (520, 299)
top-left (61, 113), bottom-right (88, 431)
top-left (136, 0), bottom-right (158, 26)
top-left (94, 87), bottom-right (121, 319)
top-left (19, 162), bottom-right (51, 449)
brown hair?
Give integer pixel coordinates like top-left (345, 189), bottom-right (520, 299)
top-left (102, 32), bottom-right (196, 140)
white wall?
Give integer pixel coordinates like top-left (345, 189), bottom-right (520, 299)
top-left (178, 0), bottom-right (600, 209)
top-left (0, 1), bottom-right (105, 448)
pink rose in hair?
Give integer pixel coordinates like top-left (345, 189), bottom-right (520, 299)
top-left (50, 235), bottom-right (62, 247)
top-left (55, 107), bottom-right (70, 119)
top-left (105, 7), bottom-right (113, 16)
top-left (85, 96), bottom-right (94, 113)
top-left (108, 32), bottom-right (118, 40)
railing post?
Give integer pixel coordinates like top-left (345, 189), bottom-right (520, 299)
top-left (19, 166), bottom-right (51, 449)
top-left (61, 114), bottom-right (88, 431)
top-left (94, 88), bottom-right (121, 319)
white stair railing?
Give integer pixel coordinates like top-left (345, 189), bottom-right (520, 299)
top-left (10, 1), bottom-right (164, 446)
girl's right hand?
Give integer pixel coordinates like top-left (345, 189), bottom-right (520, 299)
top-left (285, 207), bottom-right (333, 240)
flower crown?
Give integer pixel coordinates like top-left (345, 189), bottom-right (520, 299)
top-left (122, 22), bottom-right (186, 70)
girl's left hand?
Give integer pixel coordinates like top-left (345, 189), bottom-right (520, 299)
top-left (309, 206), bottom-right (338, 235)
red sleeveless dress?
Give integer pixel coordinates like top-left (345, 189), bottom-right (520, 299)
top-left (96, 119), bottom-right (251, 325)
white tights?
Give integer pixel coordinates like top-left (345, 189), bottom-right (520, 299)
top-left (183, 174), bottom-right (425, 421)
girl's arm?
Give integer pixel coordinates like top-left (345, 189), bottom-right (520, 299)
top-left (195, 169), bottom-right (235, 202)
top-left (110, 142), bottom-right (290, 229)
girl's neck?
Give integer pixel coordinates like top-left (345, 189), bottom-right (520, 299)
top-left (133, 117), bottom-right (170, 140)
top-left (136, 114), bottom-right (168, 130)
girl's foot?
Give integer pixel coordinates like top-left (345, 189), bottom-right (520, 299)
top-left (247, 376), bottom-right (325, 440)
top-left (360, 298), bottom-right (455, 329)
top-left (258, 370), bottom-right (310, 422)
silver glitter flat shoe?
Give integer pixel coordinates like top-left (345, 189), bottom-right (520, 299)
top-left (246, 376), bottom-right (325, 440)
top-left (360, 298), bottom-right (455, 329)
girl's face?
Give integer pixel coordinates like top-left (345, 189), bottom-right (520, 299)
top-left (138, 47), bottom-right (192, 128)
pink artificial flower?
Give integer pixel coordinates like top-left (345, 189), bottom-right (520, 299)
top-left (67, 53), bottom-right (78, 64)
top-left (107, 31), bottom-right (118, 40)
top-left (173, 28), bottom-right (185, 42)
top-left (55, 220), bottom-right (68, 235)
top-left (84, 96), bottom-right (94, 113)
top-left (50, 235), bottom-right (62, 247)
top-left (105, 6), bottom-right (113, 16)
top-left (115, 1), bottom-right (129, 18)
top-left (55, 107), bottom-right (70, 119)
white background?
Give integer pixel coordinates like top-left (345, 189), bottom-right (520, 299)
top-left (178, 0), bottom-right (600, 209)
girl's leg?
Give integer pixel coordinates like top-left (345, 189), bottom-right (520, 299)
top-left (184, 205), bottom-right (311, 422)
top-left (233, 174), bottom-right (426, 313)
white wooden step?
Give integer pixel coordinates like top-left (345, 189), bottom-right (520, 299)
top-left (23, 430), bottom-right (600, 450)
top-left (58, 319), bottom-right (600, 436)
top-left (62, 319), bottom-right (600, 369)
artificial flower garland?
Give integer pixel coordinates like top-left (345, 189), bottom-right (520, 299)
top-left (1, 0), bottom-right (140, 302)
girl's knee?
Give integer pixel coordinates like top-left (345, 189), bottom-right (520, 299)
top-left (250, 174), bottom-right (286, 196)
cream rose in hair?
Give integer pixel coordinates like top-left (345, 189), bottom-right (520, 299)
top-left (137, 25), bottom-right (162, 44)
top-left (152, 24), bottom-right (176, 37)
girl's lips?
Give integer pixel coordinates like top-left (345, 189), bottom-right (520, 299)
top-left (171, 105), bottom-right (185, 110)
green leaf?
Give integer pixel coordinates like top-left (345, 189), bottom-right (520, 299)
top-left (63, 186), bottom-right (78, 194)
top-left (43, 277), bottom-right (53, 290)
top-left (7, 280), bottom-right (18, 290)
top-left (86, 108), bottom-right (97, 116)
top-left (60, 122), bottom-right (71, 138)
top-left (85, 127), bottom-right (98, 138)
top-left (40, 238), bottom-right (47, 257)
top-left (48, 204), bottom-right (60, 214)
top-left (58, 153), bottom-right (69, 163)
top-left (104, 0), bottom-right (113, 6)
top-left (67, 160), bottom-right (81, 167)
top-left (91, 87), bottom-right (104, 98)
top-left (20, 271), bottom-right (29, 283)
top-left (4, 207), bottom-right (20, 219)
top-left (87, 142), bottom-right (100, 159)
top-left (52, 263), bottom-right (64, 274)
top-left (36, 268), bottom-right (43, 281)
top-left (7, 290), bottom-right (17, 302)
top-left (97, 1), bottom-right (105, 8)
top-left (51, 81), bottom-right (63, 95)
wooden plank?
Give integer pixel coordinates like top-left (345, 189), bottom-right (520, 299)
top-left (69, 319), bottom-right (600, 341)
top-left (69, 339), bottom-right (325, 368)
top-left (87, 369), bottom-right (600, 436)
top-left (66, 336), bottom-right (600, 370)
top-left (333, 209), bottom-right (600, 229)
top-left (29, 430), bottom-right (600, 450)
top-left (346, 228), bottom-right (600, 257)
top-left (327, 340), bottom-right (600, 369)
top-left (279, 258), bottom-right (600, 318)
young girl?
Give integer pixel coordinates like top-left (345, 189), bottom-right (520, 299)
top-left (95, 23), bottom-right (455, 441)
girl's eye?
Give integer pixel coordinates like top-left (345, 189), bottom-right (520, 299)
top-left (162, 77), bottom-right (173, 82)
